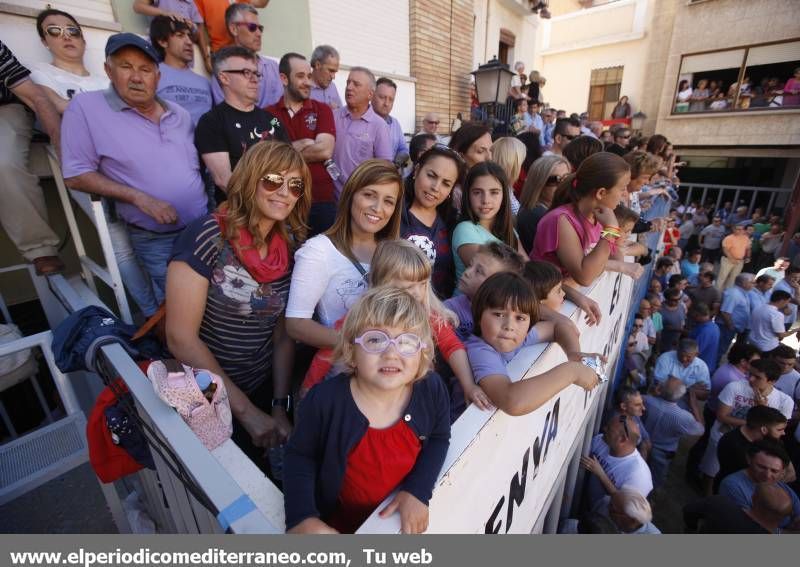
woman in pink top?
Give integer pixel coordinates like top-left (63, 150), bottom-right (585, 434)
top-left (530, 152), bottom-right (630, 322)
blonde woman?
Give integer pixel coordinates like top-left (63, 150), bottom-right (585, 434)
top-left (490, 136), bottom-right (526, 216)
top-left (516, 155), bottom-right (570, 253)
top-left (166, 141), bottom-right (311, 456)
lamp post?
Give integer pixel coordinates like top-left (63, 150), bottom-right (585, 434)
top-left (471, 57), bottom-right (515, 133)
top-left (631, 111), bottom-right (647, 134)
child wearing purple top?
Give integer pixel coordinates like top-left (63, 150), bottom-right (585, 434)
top-left (465, 273), bottom-right (600, 416)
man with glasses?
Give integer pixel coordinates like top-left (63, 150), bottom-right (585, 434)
top-left (210, 3), bottom-right (281, 108)
top-left (267, 53), bottom-right (336, 236)
top-left (540, 108), bottom-right (556, 149)
top-left (606, 127), bottom-right (631, 157)
top-left (542, 117), bottom-right (579, 157)
top-left (417, 112), bottom-right (445, 143)
top-left (309, 44), bottom-right (342, 111)
top-left (194, 0), bottom-right (269, 53)
top-left (62, 33), bottom-right (207, 303)
top-left (197, 46), bottom-right (288, 202)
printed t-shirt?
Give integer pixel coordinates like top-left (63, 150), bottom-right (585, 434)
top-left (169, 215), bottom-right (291, 394)
top-left (530, 204), bottom-right (602, 278)
top-left (157, 63), bottom-right (212, 127)
top-left (195, 102), bottom-right (288, 194)
top-left (401, 207), bottom-right (453, 298)
top-left (267, 96), bottom-right (336, 203)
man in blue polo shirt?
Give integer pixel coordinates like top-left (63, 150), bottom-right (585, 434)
top-left (688, 303), bottom-right (720, 374)
top-left (717, 273), bottom-right (754, 361)
top-left (62, 33), bottom-right (207, 303)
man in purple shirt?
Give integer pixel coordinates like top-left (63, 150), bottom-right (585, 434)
top-left (210, 3), bottom-right (281, 108)
top-left (62, 33), bottom-right (206, 302)
top-left (331, 66), bottom-right (393, 197)
top-left (309, 44), bottom-right (342, 110)
top-left (373, 77), bottom-right (409, 165)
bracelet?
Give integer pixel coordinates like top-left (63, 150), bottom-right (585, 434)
top-left (600, 228), bottom-right (621, 240)
top-left (271, 395), bottom-right (293, 411)
top-left (600, 234), bottom-right (618, 255)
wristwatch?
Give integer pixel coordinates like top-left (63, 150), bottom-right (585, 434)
top-left (271, 396), bottom-right (292, 411)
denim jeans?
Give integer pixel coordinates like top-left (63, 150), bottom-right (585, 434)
top-left (126, 226), bottom-right (181, 305)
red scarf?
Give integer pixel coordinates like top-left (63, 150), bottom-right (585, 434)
top-left (213, 212), bottom-right (289, 283)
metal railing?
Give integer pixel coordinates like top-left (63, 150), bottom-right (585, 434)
top-left (678, 182), bottom-right (793, 218)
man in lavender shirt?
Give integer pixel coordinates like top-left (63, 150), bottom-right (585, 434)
top-left (373, 77), bottom-right (409, 165)
top-left (309, 44), bottom-right (342, 110)
top-left (331, 66), bottom-right (393, 196)
top-left (210, 3), bottom-right (281, 108)
top-left (62, 33), bottom-right (206, 303)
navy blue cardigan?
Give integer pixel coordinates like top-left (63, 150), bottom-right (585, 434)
top-left (283, 371), bottom-right (451, 530)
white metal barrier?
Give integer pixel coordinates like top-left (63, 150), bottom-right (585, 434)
top-left (44, 145), bottom-right (134, 324)
top-left (679, 182), bottom-right (793, 218)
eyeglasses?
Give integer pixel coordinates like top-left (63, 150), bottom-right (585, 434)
top-left (45, 25), bottom-right (82, 39)
top-left (260, 173), bottom-right (305, 198)
top-left (354, 330), bottom-right (427, 357)
top-left (561, 133), bottom-right (578, 141)
top-left (618, 135), bottom-right (631, 139)
top-left (425, 120), bottom-right (440, 125)
top-left (632, 324), bottom-right (642, 329)
top-left (222, 68), bottom-right (262, 81)
top-left (545, 173), bottom-right (567, 186)
top-left (234, 22), bottom-right (264, 33)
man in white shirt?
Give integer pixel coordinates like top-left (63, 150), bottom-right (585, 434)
top-left (749, 290), bottom-right (794, 353)
top-left (582, 414), bottom-right (653, 508)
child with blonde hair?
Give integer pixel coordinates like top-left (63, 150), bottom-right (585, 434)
top-left (300, 240), bottom-right (492, 410)
top-left (284, 287), bottom-right (450, 534)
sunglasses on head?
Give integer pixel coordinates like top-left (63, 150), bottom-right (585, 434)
top-left (234, 21), bottom-right (264, 33)
top-left (260, 173), bottom-right (305, 198)
top-left (426, 143), bottom-right (466, 163)
top-left (45, 24), bottom-right (82, 39)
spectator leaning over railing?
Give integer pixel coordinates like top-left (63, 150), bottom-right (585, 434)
top-left (62, 33), bottom-right (207, 305)
top-left (0, 39), bottom-right (64, 276)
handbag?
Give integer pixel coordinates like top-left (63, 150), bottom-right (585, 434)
top-left (147, 360), bottom-right (233, 450)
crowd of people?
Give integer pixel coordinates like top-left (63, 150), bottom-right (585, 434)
top-left (1, 3), bottom-right (798, 535)
top-left (675, 69), bottom-right (800, 113)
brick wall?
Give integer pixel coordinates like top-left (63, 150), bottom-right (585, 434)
top-left (410, 0), bottom-right (474, 135)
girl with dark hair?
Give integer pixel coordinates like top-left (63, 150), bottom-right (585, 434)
top-left (451, 162), bottom-right (525, 285)
top-left (513, 131), bottom-right (543, 195)
top-left (532, 152), bottom-right (630, 286)
top-left (449, 123), bottom-right (493, 168)
top-left (401, 145), bottom-right (466, 298)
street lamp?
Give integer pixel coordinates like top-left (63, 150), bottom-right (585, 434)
top-left (471, 57), bottom-right (515, 132)
top-left (631, 111), bottom-right (647, 133)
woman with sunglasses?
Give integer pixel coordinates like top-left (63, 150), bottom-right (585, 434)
top-left (166, 141), bottom-right (310, 459)
top-left (401, 145), bottom-right (466, 298)
top-left (286, 159), bottom-right (403, 350)
top-left (516, 155), bottom-right (570, 254)
top-left (30, 9), bottom-right (109, 114)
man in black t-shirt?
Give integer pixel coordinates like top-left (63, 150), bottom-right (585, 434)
top-left (195, 45), bottom-right (288, 202)
top-left (714, 405), bottom-right (788, 493)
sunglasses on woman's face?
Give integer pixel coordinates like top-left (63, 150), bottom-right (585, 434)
top-left (45, 25), bottom-right (82, 39)
top-left (260, 173), bottom-right (305, 199)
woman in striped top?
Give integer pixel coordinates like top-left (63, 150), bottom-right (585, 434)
top-left (166, 141), bottom-right (311, 457)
